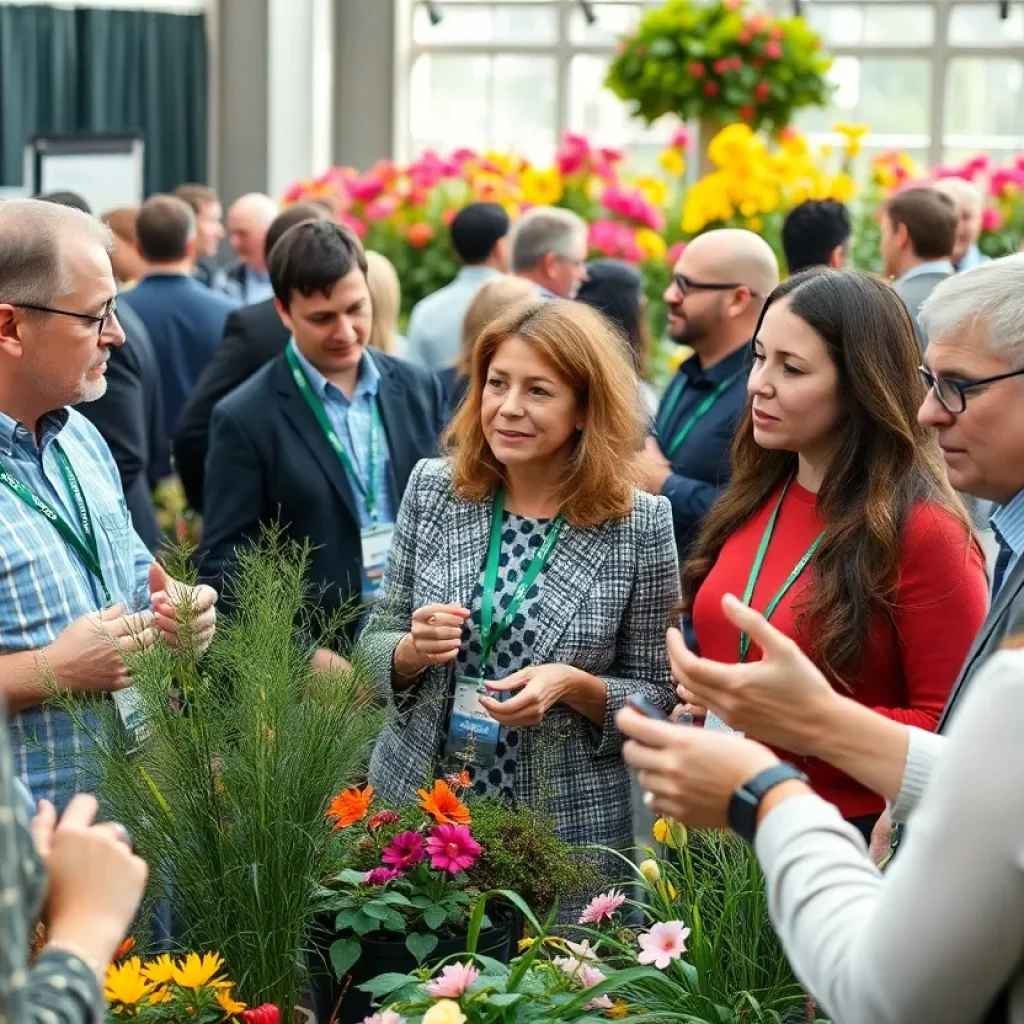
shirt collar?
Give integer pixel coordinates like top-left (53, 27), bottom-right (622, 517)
top-left (455, 265), bottom-right (500, 286)
top-left (288, 338), bottom-right (380, 401)
top-left (900, 260), bottom-right (955, 283)
top-left (0, 407), bottom-right (69, 458)
top-left (991, 489), bottom-right (1024, 559)
top-left (682, 341), bottom-right (750, 385)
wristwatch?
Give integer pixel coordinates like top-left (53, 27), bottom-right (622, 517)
top-left (728, 763), bottom-right (809, 844)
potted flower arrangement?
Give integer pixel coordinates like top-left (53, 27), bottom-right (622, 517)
top-left (313, 777), bottom-right (597, 1023)
top-left (605, 0), bottom-right (833, 173)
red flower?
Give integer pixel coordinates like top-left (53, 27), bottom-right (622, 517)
top-left (752, 57), bottom-right (765, 68)
top-left (703, 81), bottom-right (720, 96)
top-left (367, 811), bottom-right (401, 831)
top-left (243, 1007), bottom-right (280, 1024)
top-left (755, 81), bottom-right (771, 102)
top-left (764, 40), bottom-right (783, 59)
top-left (713, 58), bottom-right (730, 75)
top-left (738, 29), bottom-right (752, 44)
top-left (407, 222), bottom-right (435, 248)
top-left (769, 25), bottom-right (785, 39)
top-left (688, 61), bottom-right (705, 78)
top-left (739, 105), bottom-right (755, 121)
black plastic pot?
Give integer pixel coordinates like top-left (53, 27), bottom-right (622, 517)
top-left (308, 914), bottom-right (513, 1024)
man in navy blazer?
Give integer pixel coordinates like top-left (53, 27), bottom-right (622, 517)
top-left (199, 221), bottom-right (445, 646)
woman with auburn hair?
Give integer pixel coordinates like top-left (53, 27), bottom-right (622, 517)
top-left (359, 298), bottom-right (679, 913)
top-left (669, 268), bottom-right (988, 842)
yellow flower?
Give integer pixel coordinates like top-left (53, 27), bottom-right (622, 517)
top-left (519, 165), bottom-right (563, 206)
top-left (653, 816), bottom-right (686, 849)
top-left (217, 987), bottom-right (247, 1015)
top-left (639, 858), bottom-right (661, 883)
top-left (173, 952), bottom-right (231, 990)
top-left (661, 880), bottom-right (680, 902)
top-left (832, 121), bottom-right (869, 141)
top-left (424, 999), bottom-right (467, 1024)
top-left (635, 228), bottom-right (668, 262)
top-left (608, 1001), bottom-right (631, 1018)
top-left (148, 987), bottom-right (174, 1005)
top-left (141, 954), bottom-right (177, 985)
top-left (517, 937), bottom-right (536, 952)
top-left (633, 174), bottom-right (670, 209)
top-left (105, 958), bottom-right (153, 1006)
top-left (746, 216), bottom-right (764, 232)
top-left (829, 172), bottom-right (857, 204)
top-left (658, 148), bottom-right (686, 178)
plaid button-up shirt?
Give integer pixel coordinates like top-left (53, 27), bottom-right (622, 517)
top-left (0, 407), bottom-right (152, 810)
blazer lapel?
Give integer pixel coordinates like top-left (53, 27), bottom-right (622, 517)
top-left (275, 357), bottom-right (360, 525)
top-left (374, 359), bottom-right (415, 504)
top-left (940, 555), bottom-right (1024, 729)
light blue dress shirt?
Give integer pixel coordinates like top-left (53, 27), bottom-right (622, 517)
top-left (899, 259), bottom-right (956, 283)
top-left (957, 243), bottom-right (990, 273)
top-left (0, 408), bottom-right (153, 809)
top-left (406, 265), bottom-right (500, 371)
top-left (990, 488), bottom-right (1024, 590)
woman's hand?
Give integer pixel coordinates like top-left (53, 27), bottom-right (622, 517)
top-left (479, 664), bottom-right (579, 727)
top-left (667, 593), bottom-right (841, 756)
top-left (394, 603), bottom-right (470, 677)
top-left (617, 706), bottom-right (782, 829)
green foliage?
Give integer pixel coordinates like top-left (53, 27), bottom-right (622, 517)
top-left (55, 531), bottom-right (385, 1017)
top-left (606, 0), bottom-right (833, 133)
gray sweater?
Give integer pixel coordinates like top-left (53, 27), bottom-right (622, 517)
top-left (756, 649), bottom-right (1024, 1024)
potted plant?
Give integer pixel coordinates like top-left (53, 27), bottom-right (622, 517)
top-left (56, 532), bottom-right (385, 1020)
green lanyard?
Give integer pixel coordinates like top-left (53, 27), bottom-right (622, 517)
top-left (0, 442), bottom-right (111, 604)
top-left (480, 489), bottom-right (563, 668)
top-left (660, 366), bottom-right (746, 458)
top-left (286, 344), bottom-right (382, 525)
top-left (738, 478), bottom-right (823, 663)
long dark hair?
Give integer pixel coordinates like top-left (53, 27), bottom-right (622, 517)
top-left (576, 259), bottom-right (651, 377)
top-left (683, 268), bottom-right (975, 687)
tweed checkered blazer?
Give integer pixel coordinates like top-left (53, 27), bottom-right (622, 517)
top-left (359, 458), bottom-right (680, 886)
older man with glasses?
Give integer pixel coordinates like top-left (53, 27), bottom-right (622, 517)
top-left (638, 228), bottom-right (780, 555)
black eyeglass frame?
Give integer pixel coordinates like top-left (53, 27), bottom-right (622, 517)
top-left (672, 273), bottom-right (761, 299)
top-left (9, 299), bottom-right (117, 337)
top-left (918, 364), bottom-right (1024, 414)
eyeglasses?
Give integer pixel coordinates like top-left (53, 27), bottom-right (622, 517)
top-left (10, 299), bottom-right (117, 337)
top-left (672, 273), bottom-right (760, 299)
top-left (918, 364), bottom-right (1024, 414)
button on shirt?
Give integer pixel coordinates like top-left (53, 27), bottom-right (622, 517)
top-left (655, 344), bottom-right (750, 554)
top-left (0, 408), bottom-right (153, 809)
top-left (289, 343), bottom-right (396, 561)
top-left (990, 488), bottom-right (1024, 595)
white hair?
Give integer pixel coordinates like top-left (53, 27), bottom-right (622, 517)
top-left (919, 253), bottom-right (1024, 366)
top-left (510, 206), bottom-right (587, 273)
top-left (932, 176), bottom-right (983, 214)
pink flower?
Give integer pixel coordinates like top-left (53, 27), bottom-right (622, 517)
top-left (667, 241), bottom-right (687, 266)
top-left (364, 866), bottom-right (402, 886)
top-left (426, 824), bottom-right (481, 874)
top-left (637, 921), bottom-right (691, 970)
top-left (382, 831), bottom-right (427, 871)
top-left (764, 40), bottom-right (783, 59)
top-left (364, 198), bottom-right (397, 222)
top-left (361, 1013), bottom-right (405, 1024)
top-left (713, 58), bottom-right (730, 75)
top-left (563, 939), bottom-right (599, 961)
top-left (585, 994), bottom-right (614, 1010)
top-left (425, 962), bottom-right (480, 998)
top-left (671, 127), bottom-right (691, 150)
top-left (579, 888), bottom-right (627, 925)
top-left (348, 176), bottom-right (385, 204)
top-left (577, 963), bottom-right (607, 990)
top-left (340, 212), bottom-right (367, 239)
top-left (368, 811), bottom-right (402, 831)
top-left (243, 1008), bottom-right (280, 1024)
top-left (982, 206), bottom-right (1004, 232)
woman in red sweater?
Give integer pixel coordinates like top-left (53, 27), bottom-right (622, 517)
top-left (680, 268), bottom-right (988, 841)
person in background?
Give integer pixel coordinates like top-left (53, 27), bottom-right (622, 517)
top-left (881, 186), bottom-right (958, 349)
top-left (358, 298), bottom-right (679, 920)
top-left (406, 202), bottom-right (511, 372)
top-left (224, 192), bottom-right (279, 304)
top-left (675, 269), bottom-right (986, 844)
top-left (576, 258), bottom-right (656, 418)
top-left (781, 199), bottom-right (851, 275)
top-left (121, 196), bottom-right (238, 440)
top-left (510, 206), bottom-right (589, 300)
top-left (440, 274), bottom-right (536, 410)
top-left (932, 176), bottom-right (990, 272)
top-left (99, 207), bottom-right (146, 289)
top-left (366, 251), bottom-right (405, 358)
top-left (638, 229), bottom-right (779, 555)
top-left (173, 202), bottom-right (332, 513)
top-left (0, 199), bottom-right (217, 810)
top-left (37, 193), bottom-right (167, 553)
top-left (200, 220), bottom-right (444, 652)
top-left (173, 183), bottom-right (228, 291)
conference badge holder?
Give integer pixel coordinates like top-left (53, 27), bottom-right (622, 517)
top-left (444, 673), bottom-right (505, 769)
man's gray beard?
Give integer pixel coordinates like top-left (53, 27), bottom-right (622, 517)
top-left (77, 376), bottom-right (108, 404)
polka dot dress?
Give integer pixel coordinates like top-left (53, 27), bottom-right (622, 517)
top-left (451, 510), bottom-right (552, 801)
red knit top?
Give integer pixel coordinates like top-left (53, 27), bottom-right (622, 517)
top-left (692, 479), bottom-right (989, 819)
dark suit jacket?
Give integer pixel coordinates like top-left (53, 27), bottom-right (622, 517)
top-left (77, 301), bottom-right (168, 552)
top-left (173, 299), bottom-right (289, 512)
top-left (198, 350), bottom-right (446, 619)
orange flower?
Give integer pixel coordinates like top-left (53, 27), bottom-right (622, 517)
top-left (326, 785), bottom-right (374, 830)
top-left (406, 222), bottom-right (435, 248)
top-left (445, 770), bottom-right (471, 791)
top-left (114, 937), bottom-right (136, 961)
top-left (418, 779), bottom-right (471, 825)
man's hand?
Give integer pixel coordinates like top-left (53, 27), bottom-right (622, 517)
top-left (149, 562), bottom-right (218, 654)
top-left (638, 436), bottom-right (673, 494)
top-left (45, 605), bottom-right (156, 693)
top-left (311, 648), bottom-right (351, 674)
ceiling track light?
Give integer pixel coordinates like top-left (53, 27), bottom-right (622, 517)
top-left (999, 0), bottom-right (1010, 19)
top-left (578, 1), bottom-right (598, 27)
top-left (423, 1), bottom-right (443, 27)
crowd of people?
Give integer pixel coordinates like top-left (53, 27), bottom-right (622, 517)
top-left (0, 166), bottom-right (1023, 1023)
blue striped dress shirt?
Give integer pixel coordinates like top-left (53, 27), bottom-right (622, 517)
top-left (990, 487), bottom-right (1024, 592)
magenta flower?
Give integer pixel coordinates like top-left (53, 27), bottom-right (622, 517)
top-left (382, 831), bottom-right (426, 871)
top-left (579, 889), bottom-right (627, 925)
top-left (426, 824), bottom-right (481, 875)
top-left (425, 961), bottom-right (480, 998)
top-left (364, 866), bottom-right (401, 886)
top-left (637, 921), bottom-right (691, 970)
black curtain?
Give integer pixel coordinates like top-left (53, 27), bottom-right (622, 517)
top-left (0, 4), bottom-right (208, 194)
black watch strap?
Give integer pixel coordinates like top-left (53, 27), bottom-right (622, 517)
top-left (728, 762), bottom-right (808, 844)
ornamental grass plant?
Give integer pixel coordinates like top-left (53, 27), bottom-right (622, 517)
top-left (56, 532), bottom-right (386, 1018)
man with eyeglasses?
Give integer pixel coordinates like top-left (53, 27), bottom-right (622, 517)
top-left (638, 228), bottom-right (780, 554)
top-left (0, 199), bottom-right (218, 812)
top-left (509, 206), bottom-right (589, 300)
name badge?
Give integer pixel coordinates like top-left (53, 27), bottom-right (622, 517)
top-left (361, 524), bottom-right (395, 600)
top-left (444, 674), bottom-right (503, 768)
top-left (112, 686), bottom-right (150, 750)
